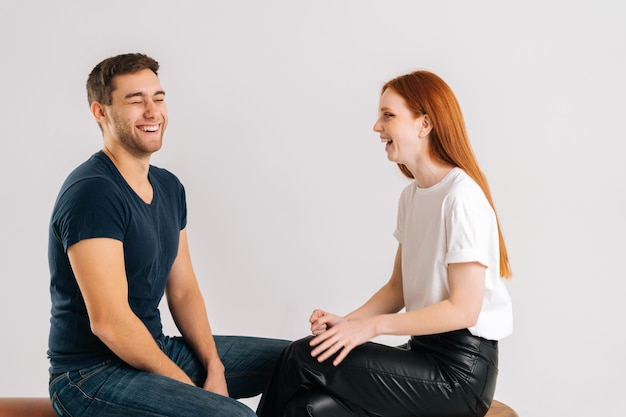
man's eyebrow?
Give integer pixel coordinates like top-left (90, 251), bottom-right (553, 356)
top-left (124, 90), bottom-right (166, 99)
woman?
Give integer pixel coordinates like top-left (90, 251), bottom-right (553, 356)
top-left (257, 70), bottom-right (513, 417)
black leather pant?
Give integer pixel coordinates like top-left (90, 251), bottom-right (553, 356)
top-left (257, 329), bottom-right (498, 417)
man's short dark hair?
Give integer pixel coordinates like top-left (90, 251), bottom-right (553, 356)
top-left (87, 53), bottom-right (159, 106)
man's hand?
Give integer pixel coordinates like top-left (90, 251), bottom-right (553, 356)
top-left (203, 361), bottom-right (229, 397)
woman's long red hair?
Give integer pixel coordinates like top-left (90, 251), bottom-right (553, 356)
top-left (383, 71), bottom-right (511, 278)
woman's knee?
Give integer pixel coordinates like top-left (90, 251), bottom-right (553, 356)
top-left (283, 337), bottom-right (315, 361)
top-left (283, 390), bottom-right (357, 417)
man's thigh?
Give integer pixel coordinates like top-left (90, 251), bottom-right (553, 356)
top-left (164, 335), bottom-right (289, 399)
top-left (215, 335), bottom-right (290, 398)
top-left (50, 361), bottom-right (255, 417)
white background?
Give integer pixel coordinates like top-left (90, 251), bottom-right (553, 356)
top-left (1, 1), bottom-right (624, 416)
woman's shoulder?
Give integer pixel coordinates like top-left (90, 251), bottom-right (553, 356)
top-left (397, 180), bottom-right (418, 202)
top-left (447, 168), bottom-right (482, 192)
top-left (444, 169), bottom-right (490, 208)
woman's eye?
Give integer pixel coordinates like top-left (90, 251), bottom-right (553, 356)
top-left (383, 113), bottom-right (394, 120)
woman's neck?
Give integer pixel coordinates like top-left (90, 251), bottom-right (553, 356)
top-left (409, 160), bottom-right (455, 189)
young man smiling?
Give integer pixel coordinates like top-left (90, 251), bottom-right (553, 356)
top-left (47, 53), bottom-right (288, 417)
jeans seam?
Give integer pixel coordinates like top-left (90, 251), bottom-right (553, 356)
top-left (88, 398), bottom-right (170, 417)
top-left (225, 369), bottom-right (271, 378)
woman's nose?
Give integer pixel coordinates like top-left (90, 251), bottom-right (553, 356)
top-left (373, 119), bottom-right (382, 132)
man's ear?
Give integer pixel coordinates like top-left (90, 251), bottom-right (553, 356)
top-left (418, 114), bottom-right (433, 138)
top-left (90, 101), bottom-right (106, 124)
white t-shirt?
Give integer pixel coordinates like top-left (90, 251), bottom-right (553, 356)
top-left (394, 167), bottom-right (513, 340)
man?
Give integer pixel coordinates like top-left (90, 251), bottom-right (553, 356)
top-left (47, 53), bottom-right (288, 417)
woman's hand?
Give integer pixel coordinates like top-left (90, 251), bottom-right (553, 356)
top-left (309, 315), bottom-right (378, 366)
top-left (309, 309), bottom-right (343, 335)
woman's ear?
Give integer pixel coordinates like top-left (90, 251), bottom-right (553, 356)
top-left (418, 114), bottom-right (433, 138)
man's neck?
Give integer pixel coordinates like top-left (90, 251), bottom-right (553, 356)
top-left (102, 145), bottom-right (154, 203)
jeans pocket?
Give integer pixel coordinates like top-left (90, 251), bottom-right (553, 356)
top-left (73, 360), bottom-right (116, 388)
top-left (50, 391), bottom-right (74, 417)
top-left (50, 361), bottom-right (117, 417)
top-left (49, 372), bottom-right (67, 391)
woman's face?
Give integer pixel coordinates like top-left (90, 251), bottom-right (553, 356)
top-left (373, 88), bottom-right (427, 167)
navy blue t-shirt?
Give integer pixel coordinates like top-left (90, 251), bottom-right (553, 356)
top-left (47, 151), bottom-right (187, 373)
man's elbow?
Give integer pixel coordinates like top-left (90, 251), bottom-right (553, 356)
top-left (89, 316), bottom-right (124, 345)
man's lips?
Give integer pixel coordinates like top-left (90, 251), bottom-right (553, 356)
top-left (138, 124), bottom-right (160, 132)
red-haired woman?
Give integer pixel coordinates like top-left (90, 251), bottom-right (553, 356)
top-left (257, 70), bottom-right (513, 417)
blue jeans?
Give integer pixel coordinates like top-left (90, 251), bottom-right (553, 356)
top-left (49, 335), bottom-right (289, 417)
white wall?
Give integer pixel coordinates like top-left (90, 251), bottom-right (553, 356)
top-left (1, 1), bottom-right (624, 415)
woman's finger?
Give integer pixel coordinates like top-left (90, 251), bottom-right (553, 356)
top-left (332, 344), bottom-right (352, 366)
top-left (309, 325), bottom-right (335, 347)
top-left (311, 323), bottom-right (327, 335)
top-left (311, 334), bottom-right (344, 361)
top-left (309, 309), bottom-right (325, 323)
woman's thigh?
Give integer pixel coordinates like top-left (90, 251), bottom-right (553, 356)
top-left (285, 338), bottom-right (444, 413)
top-left (280, 335), bottom-right (496, 417)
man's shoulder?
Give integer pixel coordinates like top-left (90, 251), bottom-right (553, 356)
top-left (148, 164), bottom-right (184, 189)
top-left (61, 153), bottom-right (117, 192)
top-left (149, 163), bottom-right (178, 179)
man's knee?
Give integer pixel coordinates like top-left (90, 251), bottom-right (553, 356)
top-left (235, 404), bottom-right (258, 417)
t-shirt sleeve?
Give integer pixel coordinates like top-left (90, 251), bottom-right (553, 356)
top-left (444, 190), bottom-right (496, 268)
top-left (53, 178), bottom-right (127, 251)
top-left (393, 184), bottom-right (412, 244)
top-left (179, 182), bottom-right (187, 231)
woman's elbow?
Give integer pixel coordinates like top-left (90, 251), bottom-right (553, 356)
top-left (464, 314), bottom-right (479, 329)
top-left (452, 303), bottom-right (481, 329)
top-left (461, 307), bottom-right (481, 329)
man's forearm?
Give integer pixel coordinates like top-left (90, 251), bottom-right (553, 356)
top-left (167, 288), bottom-right (222, 369)
top-left (92, 311), bottom-right (194, 385)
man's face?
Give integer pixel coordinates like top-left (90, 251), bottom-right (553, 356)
top-left (103, 68), bottom-right (168, 157)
